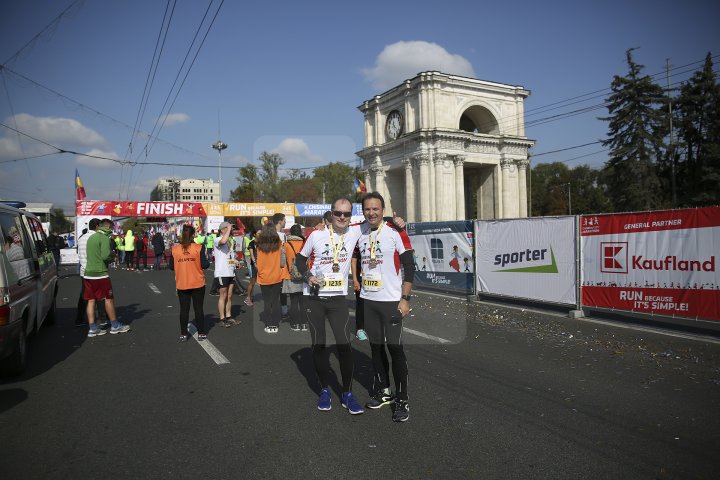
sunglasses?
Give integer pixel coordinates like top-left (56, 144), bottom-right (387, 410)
top-left (332, 210), bottom-right (352, 218)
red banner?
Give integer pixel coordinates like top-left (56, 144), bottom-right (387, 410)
top-left (582, 286), bottom-right (720, 320)
top-left (76, 201), bottom-right (207, 217)
top-left (581, 206), bottom-right (720, 322)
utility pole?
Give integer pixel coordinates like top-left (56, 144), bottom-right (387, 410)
top-left (667, 58), bottom-right (677, 207)
top-left (211, 140), bottom-right (228, 202)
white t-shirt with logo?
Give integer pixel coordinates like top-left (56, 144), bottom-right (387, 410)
top-left (299, 225), bottom-right (362, 297)
top-left (213, 237), bottom-right (236, 277)
top-left (358, 222), bottom-right (412, 302)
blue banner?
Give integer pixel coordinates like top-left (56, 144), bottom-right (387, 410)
top-left (295, 203), bottom-right (362, 217)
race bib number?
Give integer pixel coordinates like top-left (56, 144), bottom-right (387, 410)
top-left (321, 272), bottom-right (344, 292)
top-left (362, 272), bottom-right (383, 292)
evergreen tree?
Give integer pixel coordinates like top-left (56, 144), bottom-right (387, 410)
top-left (675, 52), bottom-right (720, 206)
top-left (600, 49), bottom-right (668, 212)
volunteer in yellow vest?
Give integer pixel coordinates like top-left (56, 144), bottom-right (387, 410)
top-left (124, 229), bottom-right (136, 271)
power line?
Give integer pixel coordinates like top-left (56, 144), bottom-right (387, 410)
top-left (2, 0), bottom-right (84, 66)
top-left (122, 0), bottom-right (177, 198)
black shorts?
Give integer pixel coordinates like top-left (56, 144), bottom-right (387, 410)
top-left (216, 276), bottom-right (235, 287)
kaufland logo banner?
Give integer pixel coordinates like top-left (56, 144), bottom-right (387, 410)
top-left (581, 207), bottom-right (720, 321)
top-left (475, 217), bottom-right (577, 305)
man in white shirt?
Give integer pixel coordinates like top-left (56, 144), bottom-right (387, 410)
top-left (213, 221), bottom-right (240, 328)
top-left (296, 196), bottom-right (365, 415)
top-left (353, 192), bottom-right (414, 422)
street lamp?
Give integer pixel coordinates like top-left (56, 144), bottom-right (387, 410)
top-left (211, 140), bottom-right (228, 202)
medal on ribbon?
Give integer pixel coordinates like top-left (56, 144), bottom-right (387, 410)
top-left (369, 222), bottom-right (384, 269)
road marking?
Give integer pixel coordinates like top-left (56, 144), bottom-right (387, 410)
top-left (403, 327), bottom-right (452, 344)
top-left (187, 324), bottom-right (230, 365)
top-left (351, 305), bottom-right (451, 344)
top-left (147, 283), bottom-right (161, 294)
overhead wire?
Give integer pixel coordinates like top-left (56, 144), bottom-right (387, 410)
top-left (128, 0), bottom-right (224, 200)
top-left (123, 0), bottom-right (177, 200)
top-left (2, 0), bottom-right (84, 66)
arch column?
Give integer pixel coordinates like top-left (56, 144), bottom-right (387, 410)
top-left (361, 168), bottom-right (372, 194)
top-left (434, 153), bottom-right (446, 219)
top-left (454, 156), bottom-right (465, 220)
top-left (372, 166), bottom-right (385, 199)
top-left (500, 157), bottom-right (516, 218)
top-left (403, 158), bottom-right (416, 222)
top-left (517, 159), bottom-right (530, 217)
top-left (417, 154), bottom-right (431, 222)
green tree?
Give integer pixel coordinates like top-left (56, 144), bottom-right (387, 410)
top-left (600, 48), bottom-right (668, 212)
top-left (313, 162), bottom-right (357, 203)
top-left (530, 162), bottom-right (571, 216)
top-left (279, 170), bottom-right (320, 202)
top-left (229, 164), bottom-right (261, 202)
top-left (674, 52), bottom-right (720, 206)
top-left (257, 151), bottom-right (284, 201)
top-left (50, 208), bottom-right (73, 233)
top-left (569, 165), bottom-right (612, 214)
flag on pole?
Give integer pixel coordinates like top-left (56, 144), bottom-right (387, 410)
top-left (75, 169), bottom-right (86, 200)
top-left (354, 177), bottom-right (367, 193)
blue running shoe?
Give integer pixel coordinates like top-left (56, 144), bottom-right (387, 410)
top-left (341, 392), bottom-right (365, 415)
top-left (317, 388), bottom-right (332, 411)
top-left (356, 329), bottom-right (368, 341)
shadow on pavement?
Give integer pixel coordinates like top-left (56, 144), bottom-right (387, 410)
top-left (0, 307), bottom-right (85, 387)
top-left (0, 388), bottom-right (28, 413)
top-left (290, 347), bottom-right (375, 397)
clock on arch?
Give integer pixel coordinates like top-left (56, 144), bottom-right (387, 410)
top-left (385, 110), bottom-right (403, 141)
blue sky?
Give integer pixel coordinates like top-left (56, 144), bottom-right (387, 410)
top-left (1, 0), bottom-right (718, 213)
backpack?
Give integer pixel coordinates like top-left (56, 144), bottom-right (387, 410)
top-left (286, 242), bottom-right (303, 281)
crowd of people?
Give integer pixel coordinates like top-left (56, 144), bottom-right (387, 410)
top-left (73, 192), bottom-right (415, 422)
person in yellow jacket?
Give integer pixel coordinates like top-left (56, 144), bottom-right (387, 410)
top-left (124, 229), bottom-right (136, 271)
top-left (206, 230), bottom-right (216, 263)
top-left (115, 234), bottom-right (125, 266)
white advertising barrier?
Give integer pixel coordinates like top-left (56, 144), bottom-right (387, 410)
top-left (475, 217), bottom-right (577, 305)
top-left (581, 207), bottom-right (720, 321)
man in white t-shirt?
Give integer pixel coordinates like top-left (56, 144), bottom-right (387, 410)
top-left (296, 196), bottom-right (365, 415)
top-left (353, 192), bottom-right (414, 422)
top-left (213, 221), bottom-right (240, 328)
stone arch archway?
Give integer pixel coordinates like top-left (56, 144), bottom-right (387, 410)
top-left (459, 105), bottom-right (499, 135)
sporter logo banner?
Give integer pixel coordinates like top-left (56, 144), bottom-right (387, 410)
top-left (475, 216), bottom-right (576, 305)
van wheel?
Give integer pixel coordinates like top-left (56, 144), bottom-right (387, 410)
top-left (0, 322), bottom-right (27, 377)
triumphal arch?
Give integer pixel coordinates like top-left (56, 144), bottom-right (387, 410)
top-left (356, 71), bottom-right (534, 221)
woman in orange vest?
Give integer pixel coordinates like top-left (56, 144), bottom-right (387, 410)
top-left (255, 223), bottom-right (291, 333)
top-left (170, 224), bottom-right (210, 341)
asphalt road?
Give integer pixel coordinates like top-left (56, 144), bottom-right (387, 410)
top-left (1, 265), bottom-right (719, 479)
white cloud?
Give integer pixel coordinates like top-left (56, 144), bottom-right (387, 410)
top-left (0, 114), bottom-right (108, 161)
top-left (76, 148), bottom-right (122, 169)
top-left (157, 112), bottom-right (190, 126)
top-left (362, 41), bottom-right (476, 91)
top-left (271, 138), bottom-right (322, 165)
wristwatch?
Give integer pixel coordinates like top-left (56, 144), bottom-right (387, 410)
top-left (401, 295), bottom-right (411, 301)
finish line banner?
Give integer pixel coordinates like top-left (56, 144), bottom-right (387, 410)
top-left (76, 201), bottom-right (207, 217)
top-left (581, 207), bottom-right (720, 321)
top-left (475, 217), bottom-right (577, 305)
top-left (406, 221), bottom-right (474, 294)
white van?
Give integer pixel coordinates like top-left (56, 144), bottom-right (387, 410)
top-left (0, 202), bottom-right (58, 375)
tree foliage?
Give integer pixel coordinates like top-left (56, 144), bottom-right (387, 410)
top-left (674, 52), bottom-right (720, 206)
top-left (600, 48), bottom-right (668, 212)
top-left (530, 162), bottom-right (611, 216)
top-left (50, 208), bottom-right (73, 233)
top-left (229, 153), bottom-right (358, 204)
